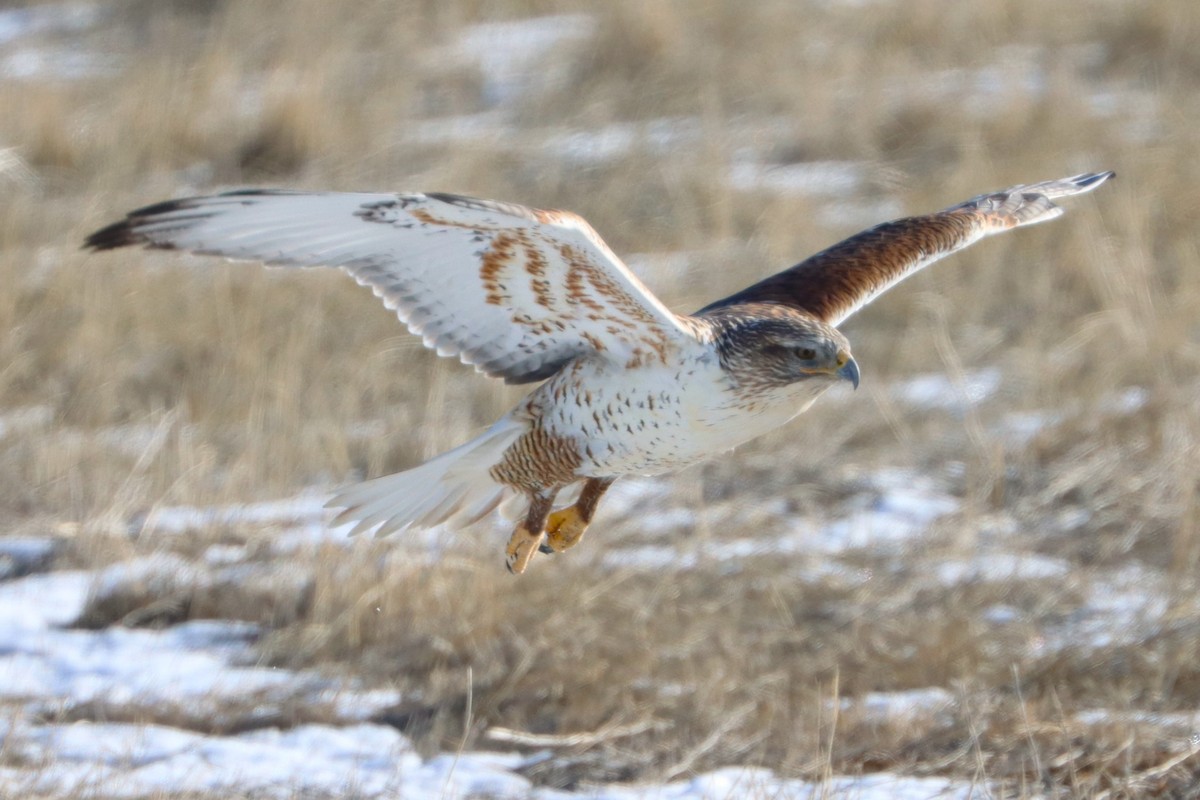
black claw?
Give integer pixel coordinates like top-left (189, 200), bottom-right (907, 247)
top-left (538, 543), bottom-right (556, 555)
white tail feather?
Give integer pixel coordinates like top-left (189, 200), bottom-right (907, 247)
top-left (327, 418), bottom-right (525, 536)
top-left (497, 491), bottom-right (530, 522)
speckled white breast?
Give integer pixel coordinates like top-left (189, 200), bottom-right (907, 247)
top-left (524, 347), bottom-right (834, 477)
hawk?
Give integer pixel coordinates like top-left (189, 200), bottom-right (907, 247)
top-left (85, 171), bottom-right (1112, 573)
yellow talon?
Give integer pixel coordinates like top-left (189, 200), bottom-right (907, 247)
top-left (543, 507), bottom-right (589, 553)
top-left (505, 524), bottom-right (541, 574)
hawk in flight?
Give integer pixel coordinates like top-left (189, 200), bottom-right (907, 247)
top-left (86, 171), bottom-right (1112, 573)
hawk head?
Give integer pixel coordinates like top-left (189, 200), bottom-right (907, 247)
top-left (706, 304), bottom-right (859, 394)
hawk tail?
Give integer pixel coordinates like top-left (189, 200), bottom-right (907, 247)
top-left (327, 418), bottom-right (525, 537)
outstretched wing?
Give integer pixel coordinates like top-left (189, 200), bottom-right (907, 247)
top-left (697, 171), bottom-right (1113, 326)
top-left (85, 191), bottom-right (691, 384)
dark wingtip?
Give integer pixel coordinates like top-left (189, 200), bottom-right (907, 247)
top-left (1077, 170), bottom-right (1115, 190)
top-left (83, 219), bottom-right (142, 251)
top-left (82, 196), bottom-right (206, 252)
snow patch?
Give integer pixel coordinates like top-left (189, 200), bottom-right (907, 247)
top-left (0, 2), bottom-right (100, 45)
top-left (807, 470), bottom-right (959, 555)
top-left (0, 404), bottom-right (53, 437)
top-left (893, 368), bottom-right (1002, 412)
top-left (602, 469), bottom-right (959, 570)
top-left (0, 717), bottom-right (986, 800)
top-left (1, 44), bottom-right (117, 80)
top-left (444, 14), bottom-right (596, 106)
top-left (404, 111), bottom-right (516, 146)
top-left (1075, 708), bottom-right (1200, 733)
top-left (997, 410), bottom-right (1062, 445)
top-left (1035, 564), bottom-right (1170, 655)
top-left (0, 476), bottom-right (996, 800)
top-left (1103, 385), bottom-right (1149, 415)
top-left (4, 721), bottom-right (426, 799)
top-left (545, 118), bottom-right (701, 165)
top-left (0, 569), bottom-right (93, 630)
top-left (0, 536), bottom-right (58, 579)
top-left (602, 766), bottom-right (978, 799)
top-left (600, 476), bottom-right (678, 521)
top-left (0, 2), bottom-right (114, 81)
top-left (840, 688), bottom-right (956, 722)
top-left (730, 157), bottom-right (866, 196)
top-left (0, 567), bottom-right (397, 722)
top-left (932, 552), bottom-right (1071, 585)
top-left (137, 490), bottom-right (333, 536)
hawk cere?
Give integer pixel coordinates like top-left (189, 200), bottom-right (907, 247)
top-left (86, 171), bottom-right (1112, 573)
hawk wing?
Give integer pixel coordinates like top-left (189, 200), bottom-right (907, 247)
top-left (697, 171), bottom-right (1113, 326)
top-left (85, 190), bottom-right (692, 384)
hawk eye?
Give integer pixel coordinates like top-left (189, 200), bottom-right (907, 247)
top-left (794, 347), bottom-right (817, 360)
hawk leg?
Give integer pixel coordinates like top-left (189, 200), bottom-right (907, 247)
top-left (540, 477), bottom-right (615, 555)
top-left (505, 490), bottom-right (556, 575)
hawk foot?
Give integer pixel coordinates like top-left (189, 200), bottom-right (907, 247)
top-left (505, 524), bottom-right (542, 575)
top-left (538, 506), bottom-right (589, 555)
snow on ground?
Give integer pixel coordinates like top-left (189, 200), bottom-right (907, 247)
top-left (137, 489), bottom-right (334, 537)
top-left (725, 154), bottom-right (909, 227)
top-left (0, 1), bottom-right (115, 81)
top-left (0, 5), bottom-right (1182, 796)
top-left (0, 462), bottom-right (1168, 797)
top-left (892, 373), bottom-right (1152, 447)
top-left (931, 552), bottom-right (1071, 585)
top-left (545, 118), bottom-right (702, 166)
top-left (892, 369), bottom-right (1001, 413)
top-left (136, 489), bottom-right (466, 558)
top-left (1075, 708), bottom-right (1200, 734)
top-left (0, 1), bottom-right (99, 46)
top-left (0, 536), bottom-right (57, 579)
top-left (0, 560), bottom-right (986, 798)
top-left (808, 469), bottom-right (960, 554)
top-left (438, 13), bottom-right (596, 106)
top-left (401, 116), bottom-right (704, 171)
top-left (405, 110), bottom-right (518, 147)
top-left (598, 468), bottom-right (961, 572)
top-left (0, 37), bottom-right (117, 80)
top-left (0, 569), bottom-right (399, 723)
top-left (996, 409), bottom-right (1062, 446)
top-left (729, 157), bottom-right (866, 197)
top-left (841, 688), bottom-right (956, 721)
top-left (1039, 564), bottom-right (1171, 654)
top-left (0, 465), bottom-right (996, 799)
top-left (2, 717), bottom-right (983, 799)
top-left (125, 465), bottom-right (962, 572)
top-left (960, 560), bottom-right (1175, 660)
top-left (0, 712), bottom-right (985, 800)
top-left (0, 404), bottom-right (53, 438)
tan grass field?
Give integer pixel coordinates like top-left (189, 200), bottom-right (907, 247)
top-left (3, 0), bottom-right (1200, 796)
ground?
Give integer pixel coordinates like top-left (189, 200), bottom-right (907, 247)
top-left (1, 0), bottom-right (1199, 797)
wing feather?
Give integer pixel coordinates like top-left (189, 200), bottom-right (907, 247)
top-left (698, 171), bottom-right (1113, 325)
top-left (85, 190), bottom-right (692, 384)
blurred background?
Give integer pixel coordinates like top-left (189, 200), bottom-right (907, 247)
top-left (2, 0), bottom-right (1199, 796)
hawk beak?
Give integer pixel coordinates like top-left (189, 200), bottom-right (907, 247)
top-left (838, 356), bottom-right (860, 390)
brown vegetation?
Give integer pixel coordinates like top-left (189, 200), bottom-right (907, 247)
top-left (3, 0), bottom-right (1199, 795)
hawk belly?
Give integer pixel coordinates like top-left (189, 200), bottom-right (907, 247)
top-left (520, 352), bottom-right (834, 479)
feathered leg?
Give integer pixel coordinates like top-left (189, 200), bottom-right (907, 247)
top-left (540, 477), bottom-right (615, 555)
top-left (505, 489), bottom-right (558, 574)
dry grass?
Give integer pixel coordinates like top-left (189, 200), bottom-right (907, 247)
top-left (4, 0), bottom-right (1200, 796)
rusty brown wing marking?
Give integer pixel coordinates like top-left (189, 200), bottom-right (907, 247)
top-left (84, 190), bottom-right (696, 385)
top-left (697, 171), bottom-right (1113, 326)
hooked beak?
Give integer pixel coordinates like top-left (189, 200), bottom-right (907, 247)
top-left (837, 356), bottom-right (860, 390)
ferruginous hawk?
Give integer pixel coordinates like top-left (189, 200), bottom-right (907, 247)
top-left (85, 171), bottom-right (1113, 573)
